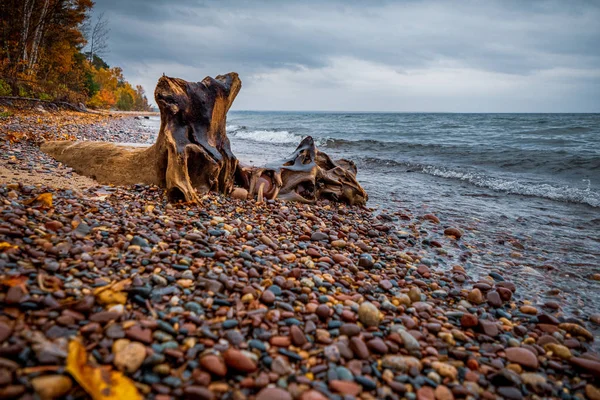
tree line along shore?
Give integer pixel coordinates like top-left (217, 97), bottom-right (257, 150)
top-left (0, 0), bottom-right (152, 112)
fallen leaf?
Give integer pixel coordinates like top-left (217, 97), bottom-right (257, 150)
top-left (0, 242), bottom-right (17, 252)
top-left (0, 275), bottom-right (28, 287)
top-left (24, 192), bottom-right (53, 208)
top-left (93, 279), bottom-right (131, 306)
top-left (66, 340), bottom-right (142, 400)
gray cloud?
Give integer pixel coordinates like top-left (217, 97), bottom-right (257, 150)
top-left (91, 0), bottom-right (600, 111)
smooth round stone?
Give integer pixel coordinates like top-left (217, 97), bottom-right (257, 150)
top-left (355, 375), bottom-right (376, 391)
top-left (340, 324), bottom-right (361, 337)
top-left (185, 302), bottom-right (202, 314)
top-left (460, 313), bottom-right (478, 328)
top-left (223, 348), bottom-right (257, 373)
top-left (316, 304), bottom-right (331, 320)
top-left (261, 290), bottom-right (276, 305)
top-left (336, 366), bottom-right (354, 381)
top-left (349, 337), bottom-right (369, 359)
top-left (358, 254), bottom-right (374, 268)
top-left (267, 285), bottom-right (282, 296)
top-left (183, 386), bottom-right (215, 400)
top-left (222, 319), bottom-right (238, 329)
top-left (486, 291), bottom-right (503, 307)
top-left (31, 375), bottom-right (73, 400)
top-left (248, 339), bottom-right (267, 352)
top-left (505, 347), bottom-right (539, 369)
top-left (489, 272), bottom-right (505, 281)
top-left (311, 232), bottom-right (328, 241)
top-left (358, 302), bottom-right (380, 327)
top-left (113, 339), bottom-right (146, 373)
top-left (256, 387), bottom-right (292, 400)
top-left (497, 386), bottom-right (523, 400)
top-left (467, 288), bottom-right (484, 304)
top-left (408, 287), bottom-right (421, 303)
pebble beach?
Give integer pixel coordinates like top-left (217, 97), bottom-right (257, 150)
top-left (0, 109), bottom-right (599, 400)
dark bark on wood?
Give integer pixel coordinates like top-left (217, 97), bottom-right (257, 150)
top-left (41, 73), bottom-right (241, 203)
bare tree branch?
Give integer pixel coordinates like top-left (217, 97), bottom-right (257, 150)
top-left (85, 12), bottom-right (110, 63)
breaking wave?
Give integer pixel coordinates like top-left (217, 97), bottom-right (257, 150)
top-left (362, 156), bottom-right (600, 207)
top-left (230, 129), bottom-right (302, 144)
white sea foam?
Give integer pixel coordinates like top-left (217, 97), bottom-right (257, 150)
top-left (230, 129), bottom-right (303, 144)
top-left (422, 166), bottom-right (600, 208)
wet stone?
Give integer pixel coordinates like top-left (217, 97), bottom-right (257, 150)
top-left (461, 313), bottom-right (478, 328)
top-left (316, 304), bottom-right (331, 320)
top-left (467, 288), bottom-right (484, 304)
top-left (131, 235), bottom-right (150, 248)
top-left (31, 375), bottom-right (72, 400)
top-left (358, 302), bottom-right (380, 327)
top-left (505, 347), bottom-right (539, 369)
top-left (479, 320), bottom-right (499, 337)
top-left (223, 348), bottom-right (257, 373)
top-left (311, 232), bottom-right (328, 241)
top-left (290, 325), bottom-right (307, 346)
top-left (340, 323), bottom-right (361, 337)
top-left (350, 337), bottom-right (369, 359)
top-left (496, 386), bottom-right (523, 400)
top-left (358, 254), bottom-right (374, 268)
top-left (0, 322), bottom-right (12, 343)
top-left (183, 386), bottom-right (215, 400)
top-left (256, 387), bottom-right (293, 400)
top-left (486, 291), bottom-right (502, 307)
top-left (200, 354), bottom-right (227, 377)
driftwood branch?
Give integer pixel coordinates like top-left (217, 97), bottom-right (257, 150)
top-left (236, 136), bottom-right (368, 205)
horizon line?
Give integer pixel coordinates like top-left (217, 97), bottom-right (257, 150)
top-left (226, 110), bottom-right (600, 114)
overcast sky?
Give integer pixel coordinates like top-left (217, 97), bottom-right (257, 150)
top-left (91, 0), bottom-right (600, 112)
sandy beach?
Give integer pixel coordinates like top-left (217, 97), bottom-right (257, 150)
top-left (1, 108), bottom-right (599, 399)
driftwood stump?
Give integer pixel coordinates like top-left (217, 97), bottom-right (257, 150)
top-left (42, 72), bottom-right (368, 205)
top-left (236, 136), bottom-right (368, 205)
top-left (41, 73), bottom-right (241, 203)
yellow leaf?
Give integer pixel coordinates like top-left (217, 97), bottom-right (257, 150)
top-left (66, 340), bottom-right (142, 400)
top-left (93, 279), bottom-right (130, 306)
top-left (24, 193), bottom-right (53, 208)
top-left (96, 290), bottom-right (127, 306)
top-left (0, 242), bottom-right (17, 252)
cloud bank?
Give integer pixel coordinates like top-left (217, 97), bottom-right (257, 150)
top-left (92, 0), bottom-right (600, 112)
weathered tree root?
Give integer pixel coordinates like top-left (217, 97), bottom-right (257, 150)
top-left (42, 73), bottom-right (368, 205)
top-left (42, 73), bottom-right (241, 203)
top-left (236, 136), bottom-right (368, 206)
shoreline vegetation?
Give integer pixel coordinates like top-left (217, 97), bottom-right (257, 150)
top-left (0, 107), bottom-right (599, 399)
top-left (0, 0), bottom-right (153, 112)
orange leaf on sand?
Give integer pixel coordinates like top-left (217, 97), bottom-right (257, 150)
top-left (24, 193), bottom-right (53, 208)
top-left (66, 340), bottom-right (142, 400)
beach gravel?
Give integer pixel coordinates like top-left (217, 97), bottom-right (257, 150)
top-left (0, 109), bottom-right (598, 399)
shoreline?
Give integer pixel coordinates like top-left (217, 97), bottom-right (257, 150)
top-left (0, 109), bottom-right (599, 399)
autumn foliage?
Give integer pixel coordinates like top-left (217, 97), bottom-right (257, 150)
top-left (0, 0), bottom-right (151, 111)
